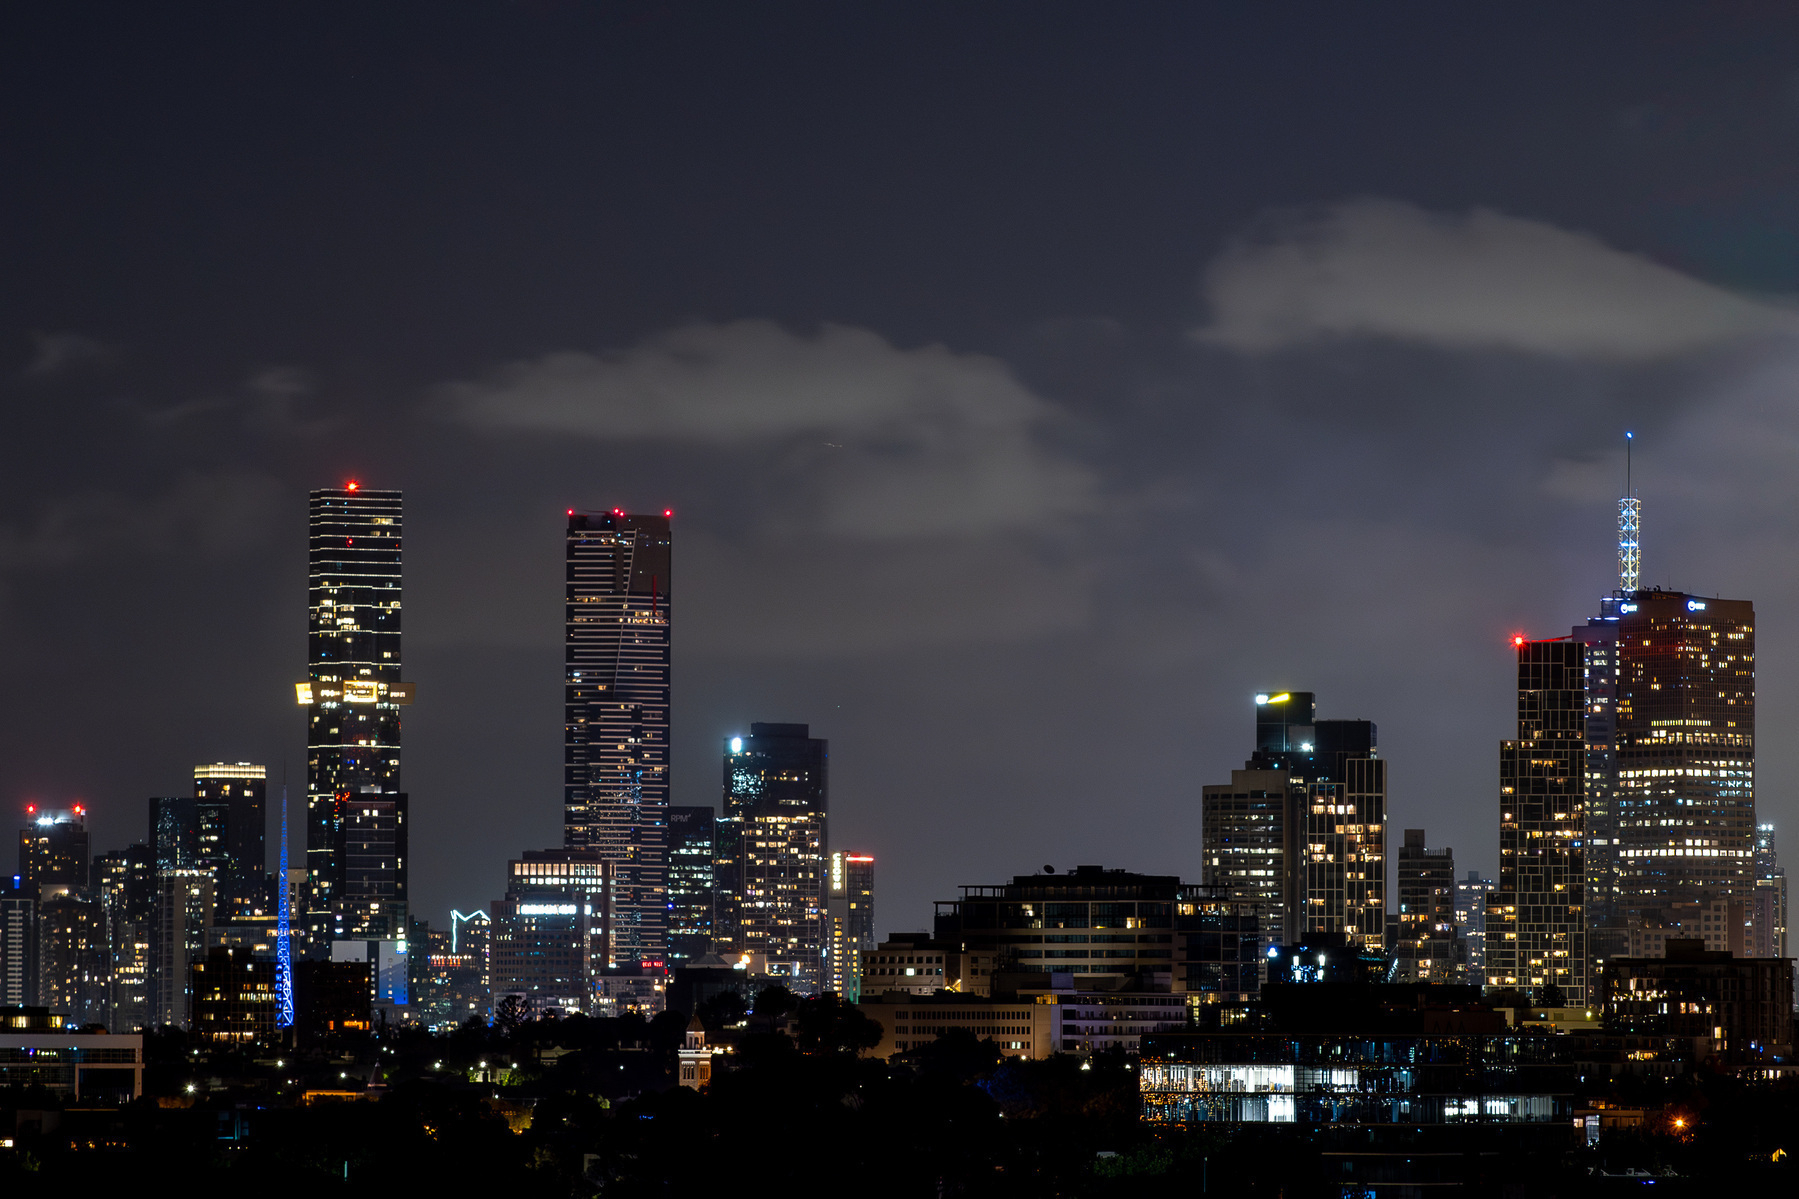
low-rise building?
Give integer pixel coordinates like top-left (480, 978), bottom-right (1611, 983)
top-left (856, 992), bottom-right (1053, 1058)
top-left (1599, 940), bottom-right (1793, 1059)
top-left (857, 933), bottom-right (997, 997)
top-left (191, 946), bottom-right (278, 1044)
top-left (0, 1010), bottom-right (142, 1100)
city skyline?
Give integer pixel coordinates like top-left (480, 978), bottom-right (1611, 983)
top-left (11, 8), bottom-right (1799, 948)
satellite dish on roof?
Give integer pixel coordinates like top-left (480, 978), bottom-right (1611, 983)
top-left (1043, 864), bottom-right (1055, 874)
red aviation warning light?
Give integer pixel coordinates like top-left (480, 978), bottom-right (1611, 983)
top-left (346, 480), bottom-right (359, 491)
top-left (25, 804), bottom-right (35, 815)
top-left (1512, 635), bottom-right (1526, 647)
top-left (72, 804), bottom-right (84, 816)
top-left (663, 509), bottom-right (672, 517)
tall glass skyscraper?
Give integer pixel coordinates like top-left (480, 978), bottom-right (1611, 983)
top-left (564, 510), bottom-right (671, 972)
top-left (1611, 590), bottom-right (1756, 923)
top-left (298, 484), bottom-right (411, 952)
top-left (720, 723), bottom-right (828, 990)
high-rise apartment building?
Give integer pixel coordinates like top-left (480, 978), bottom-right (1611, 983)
top-left (96, 845), bottom-right (155, 1032)
top-left (194, 763), bottom-right (267, 920)
top-left (37, 892), bottom-right (107, 1022)
top-left (1201, 693), bottom-right (1385, 952)
top-left (564, 510), bottom-right (671, 974)
top-left (1611, 590), bottom-right (1755, 926)
top-left (826, 851), bottom-right (875, 999)
top-left (1486, 638), bottom-right (1588, 1005)
top-left (332, 790), bottom-right (408, 940)
top-left (667, 807), bottom-right (714, 966)
top-left (19, 807), bottom-right (90, 895)
top-left (298, 484), bottom-right (411, 953)
top-left (1754, 823), bottom-right (1787, 959)
top-left (720, 723), bottom-right (828, 989)
top-left (1453, 870), bottom-right (1496, 985)
top-left (149, 796), bottom-right (199, 871)
top-left (0, 877), bottom-right (36, 1007)
top-left (1393, 830), bottom-right (1462, 982)
top-left (151, 869), bottom-right (215, 1027)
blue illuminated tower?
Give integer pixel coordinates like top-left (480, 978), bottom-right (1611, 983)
top-left (275, 786), bottom-right (295, 1029)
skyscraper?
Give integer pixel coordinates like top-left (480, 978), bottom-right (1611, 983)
top-left (667, 807), bottom-right (715, 966)
top-left (18, 807), bottom-right (90, 894)
top-left (721, 723), bottom-right (828, 989)
top-left (1611, 591), bottom-right (1755, 928)
top-left (1453, 869), bottom-right (1496, 985)
top-left (1487, 637), bottom-right (1588, 1005)
top-left (1201, 692), bottom-right (1385, 952)
top-left (1754, 823), bottom-right (1787, 958)
top-left (826, 851), bottom-right (875, 999)
top-left (1393, 830), bottom-right (1463, 983)
top-left (564, 510), bottom-right (671, 974)
top-left (297, 484), bottom-right (412, 953)
top-left (194, 763), bottom-right (267, 921)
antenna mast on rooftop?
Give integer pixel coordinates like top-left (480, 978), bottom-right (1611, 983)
top-left (1618, 431), bottom-right (1640, 594)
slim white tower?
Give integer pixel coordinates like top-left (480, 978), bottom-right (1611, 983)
top-left (1618, 432), bottom-right (1639, 592)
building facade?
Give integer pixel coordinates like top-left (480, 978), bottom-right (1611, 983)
top-left (1600, 942), bottom-right (1793, 1060)
top-left (720, 723), bottom-right (828, 989)
top-left (299, 484), bottom-right (411, 953)
top-left (1611, 591), bottom-right (1756, 926)
top-left (1393, 829), bottom-right (1463, 983)
top-left (826, 851), bottom-right (875, 999)
top-left (194, 763), bottom-right (267, 921)
top-left (564, 510), bottom-right (671, 975)
top-left (19, 808), bottom-right (90, 894)
top-left (1453, 870), bottom-right (1496, 986)
top-left (1201, 692), bottom-right (1385, 953)
top-left (1487, 638), bottom-right (1588, 1005)
top-left (667, 806), bottom-right (714, 966)
top-left (489, 849), bottom-right (612, 1016)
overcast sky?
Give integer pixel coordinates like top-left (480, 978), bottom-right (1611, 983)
top-left (7, 4), bottom-right (1799, 935)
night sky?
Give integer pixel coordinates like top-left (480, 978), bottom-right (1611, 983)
top-left (7, 4), bottom-right (1799, 936)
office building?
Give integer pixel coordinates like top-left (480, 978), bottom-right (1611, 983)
top-left (297, 483), bottom-right (412, 953)
top-left (1487, 637), bottom-right (1588, 1005)
top-left (194, 763), bottom-right (268, 920)
top-left (720, 723), bottom-right (828, 990)
top-left (191, 946), bottom-right (278, 1044)
top-left (150, 796), bottom-right (199, 871)
top-left (1201, 692), bottom-right (1385, 952)
top-left (95, 846), bottom-right (155, 1031)
top-left (856, 992), bottom-right (1055, 1059)
top-left (859, 932), bottom-right (998, 997)
top-left (37, 891), bottom-right (106, 1023)
top-left (1611, 591), bottom-right (1756, 929)
top-left (0, 1025), bottom-right (143, 1099)
top-left (1600, 941), bottom-right (1792, 1060)
top-left (667, 806), bottom-right (715, 965)
top-left (19, 807), bottom-right (90, 894)
top-left (330, 938), bottom-right (409, 1008)
top-left (331, 789), bottom-right (408, 940)
top-left (564, 509), bottom-right (672, 975)
top-left (151, 869), bottom-right (215, 1027)
top-left (934, 865), bottom-right (1262, 999)
top-left (489, 848), bottom-right (612, 1016)
top-left (294, 959), bottom-right (373, 1040)
top-left (1, 877), bottom-right (35, 1007)
top-left (1754, 823), bottom-right (1786, 959)
top-left (1453, 870), bottom-right (1496, 985)
top-left (1393, 830), bottom-right (1463, 983)
top-left (826, 851), bottom-right (875, 999)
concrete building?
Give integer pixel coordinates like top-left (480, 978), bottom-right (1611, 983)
top-left (1600, 940), bottom-right (1792, 1061)
top-left (191, 946), bottom-right (278, 1044)
top-left (856, 993), bottom-right (1053, 1059)
top-left (489, 848), bottom-right (612, 1016)
top-left (1393, 829), bottom-right (1464, 983)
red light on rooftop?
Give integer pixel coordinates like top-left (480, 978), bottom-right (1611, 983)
top-left (346, 480), bottom-right (359, 491)
top-left (1512, 635), bottom-right (1526, 647)
top-left (663, 509), bottom-right (672, 517)
top-left (567, 509), bottom-right (574, 516)
top-left (72, 804), bottom-right (84, 815)
top-left (26, 804), bottom-right (35, 815)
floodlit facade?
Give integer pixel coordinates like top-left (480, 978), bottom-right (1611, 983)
top-left (720, 723), bottom-right (828, 990)
top-left (564, 510), bottom-right (672, 974)
top-left (299, 484), bottom-right (412, 952)
top-left (1487, 638), bottom-right (1588, 1005)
